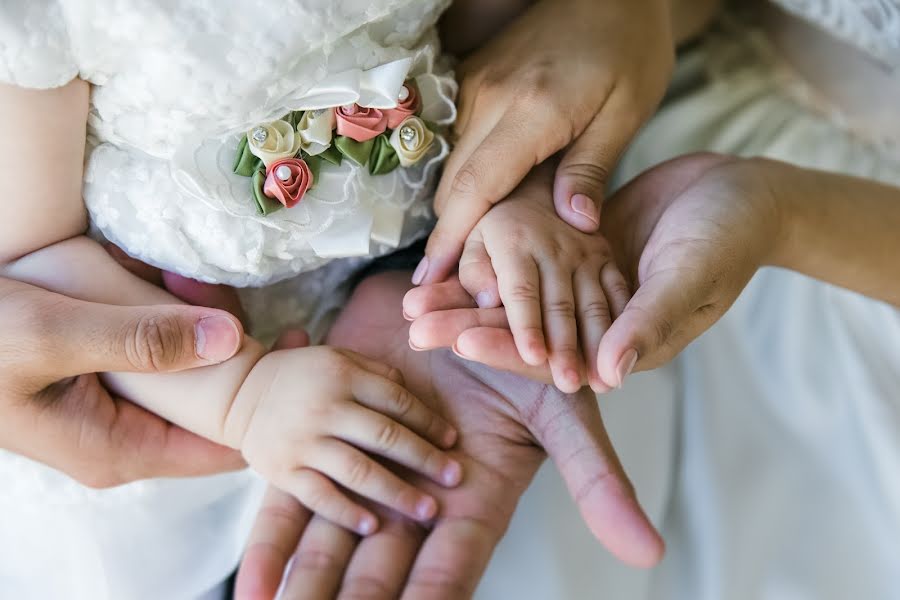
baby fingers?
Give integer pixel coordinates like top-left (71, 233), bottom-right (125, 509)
top-left (574, 263), bottom-right (613, 393)
top-left (304, 439), bottom-right (442, 524)
top-left (333, 401), bottom-right (463, 489)
top-left (281, 468), bottom-right (379, 536)
top-left (538, 262), bottom-right (584, 393)
top-left (347, 360), bottom-right (458, 449)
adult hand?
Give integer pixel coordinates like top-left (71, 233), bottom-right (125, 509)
top-left (236, 270), bottom-right (663, 600)
top-left (405, 153), bottom-right (782, 389)
top-left (416, 0), bottom-right (675, 284)
top-left (0, 276), bottom-right (246, 487)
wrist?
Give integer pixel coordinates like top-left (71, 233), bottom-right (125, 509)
top-left (752, 158), bottom-right (807, 270)
top-left (219, 338), bottom-right (269, 449)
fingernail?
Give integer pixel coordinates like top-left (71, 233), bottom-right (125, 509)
top-left (195, 316), bottom-right (241, 362)
top-left (570, 194), bottom-right (599, 226)
top-left (411, 257), bottom-right (430, 286)
top-left (402, 309), bottom-right (414, 321)
top-left (408, 338), bottom-right (424, 352)
top-left (451, 342), bottom-right (469, 359)
top-left (615, 348), bottom-right (638, 388)
top-left (565, 369), bottom-right (581, 389)
top-left (475, 291), bottom-right (493, 308)
top-left (416, 496), bottom-right (438, 520)
top-left (443, 427), bottom-right (458, 448)
top-left (358, 515), bottom-right (377, 535)
top-left (442, 461), bottom-right (462, 486)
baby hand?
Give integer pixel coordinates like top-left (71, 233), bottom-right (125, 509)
top-left (226, 346), bottom-right (462, 535)
top-left (449, 165), bottom-right (631, 393)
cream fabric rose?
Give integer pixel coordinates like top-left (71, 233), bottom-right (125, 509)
top-left (247, 120), bottom-right (302, 167)
top-left (297, 109), bottom-right (336, 156)
top-left (389, 116), bottom-right (435, 167)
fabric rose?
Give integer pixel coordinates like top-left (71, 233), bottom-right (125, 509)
top-left (247, 120), bottom-right (302, 167)
top-left (389, 116), bottom-right (435, 167)
top-left (334, 104), bottom-right (388, 142)
top-left (297, 109), bottom-right (336, 156)
top-left (262, 158), bottom-right (314, 209)
top-left (385, 81), bottom-right (422, 129)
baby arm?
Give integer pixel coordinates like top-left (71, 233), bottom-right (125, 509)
top-left (0, 80), bottom-right (461, 533)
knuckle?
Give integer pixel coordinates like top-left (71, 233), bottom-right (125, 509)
top-left (384, 366), bottom-right (404, 385)
top-left (294, 547), bottom-right (344, 572)
top-left (346, 455), bottom-right (374, 488)
top-left (561, 160), bottom-right (612, 189)
top-left (581, 300), bottom-right (612, 323)
top-left (504, 281), bottom-right (540, 306)
top-left (124, 314), bottom-right (185, 372)
top-left (374, 421), bottom-right (402, 452)
top-left (388, 386), bottom-right (414, 417)
top-left (450, 163), bottom-right (481, 200)
top-left (544, 299), bottom-right (576, 320)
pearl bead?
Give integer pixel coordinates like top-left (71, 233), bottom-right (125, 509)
top-left (275, 165), bottom-right (292, 181)
top-left (399, 125), bottom-right (417, 144)
top-left (251, 126), bottom-right (268, 144)
top-left (398, 85), bottom-right (410, 102)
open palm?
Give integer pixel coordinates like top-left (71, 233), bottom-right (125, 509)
top-left (236, 270), bottom-right (662, 600)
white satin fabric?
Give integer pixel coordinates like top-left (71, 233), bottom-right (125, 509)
top-left (0, 1), bottom-right (452, 598)
top-left (480, 13), bottom-right (900, 600)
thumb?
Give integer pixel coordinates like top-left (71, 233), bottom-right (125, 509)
top-left (596, 265), bottom-right (708, 389)
top-left (553, 110), bottom-right (639, 233)
top-left (533, 386), bottom-right (664, 567)
top-left (45, 296), bottom-right (244, 377)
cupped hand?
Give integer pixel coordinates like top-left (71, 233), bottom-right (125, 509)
top-left (405, 153), bottom-right (783, 389)
top-left (417, 0), bottom-right (675, 284)
top-left (0, 274), bottom-right (246, 487)
top-left (235, 270), bottom-right (663, 600)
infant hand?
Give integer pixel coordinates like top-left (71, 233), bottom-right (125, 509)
top-left (451, 166), bottom-right (631, 393)
top-left (230, 346), bottom-right (461, 535)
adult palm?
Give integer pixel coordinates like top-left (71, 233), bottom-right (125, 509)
top-left (236, 270), bottom-right (662, 600)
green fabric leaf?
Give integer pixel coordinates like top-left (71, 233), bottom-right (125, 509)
top-left (335, 136), bottom-right (374, 167)
top-left (251, 168), bottom-right (283, 216)
top-left (369, 134), bottom-right (400, 176)
top-left (287, 111), bottom-right (304, 128)
top-left (305, 155), bottom-right (323, 186)
top-left (318, 144), bottom-right (343, 166)
top-left (233, 135), bottom-right (263, 177)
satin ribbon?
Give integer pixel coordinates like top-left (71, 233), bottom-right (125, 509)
top-left (282, 58), bottom-right (414, 111)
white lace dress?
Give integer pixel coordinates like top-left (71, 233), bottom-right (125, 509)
top-left (0, 1), bottom-right (455, 598)
top-left (477, 2), bottom-right (900, 599)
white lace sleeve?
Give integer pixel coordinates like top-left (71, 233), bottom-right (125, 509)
top-left (0, 1), bottom-right (78, 89)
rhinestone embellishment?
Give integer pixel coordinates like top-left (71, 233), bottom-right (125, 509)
top-left (275, 165), bottom-right (292, 181)
top-left (398, 85), bottom-right (410, 102)
top-left (251, 126), bottom-right (268, 144)
top-left (399, 126), bottom-right (417, 144)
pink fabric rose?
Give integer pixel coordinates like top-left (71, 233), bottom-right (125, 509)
top-left (263, 158), bottom-right (314, 209)
top-left (385, 81), bottom-right (422, 128)
top-left (334, 104), bottom-right (388, 142)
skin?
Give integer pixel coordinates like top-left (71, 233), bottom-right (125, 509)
top-left (450, 162), bottom-right (631, 393)
top-left (417, 0), bottom-right (677, 284)
top-left (0, 273), bottom-right (246, 488)
top-left (406, 153), bottom-right (900, 386)
top-left (236, 271), bottom-right (664, 600)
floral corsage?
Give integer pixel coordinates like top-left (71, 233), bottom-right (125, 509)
top-left (232, 81), bottom-right (437, 216)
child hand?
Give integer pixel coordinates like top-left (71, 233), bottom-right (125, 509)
top-left (446, 164), bottom-right (631, 393)
top-left (227, 346), bottom-right (462, 535)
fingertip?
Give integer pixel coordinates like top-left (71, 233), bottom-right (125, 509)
top-left (441, 460), bottom-right (463, 487)
top-left (416, 496), bottom-right (438, 521)
top-left (358, 514), bottom-right (379, 536)
top-left (195, 314), bottom-right (243, 362)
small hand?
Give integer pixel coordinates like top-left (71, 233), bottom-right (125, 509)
top-left (444, 162), bottom-right (631, 393)
top-left (230, 345), bottom-right (462, 535)
top-left (417, 0), bottom-right (675, 283)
